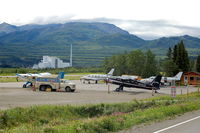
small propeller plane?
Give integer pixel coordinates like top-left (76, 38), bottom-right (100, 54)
top-left (108, 75), bottom-right (162, 92)
top-left (140, 72), bottom-right (183, 85)
top-left (16, 72), bottom-right (52, 88)
top-left (80, 68), bottom-right (115, 84)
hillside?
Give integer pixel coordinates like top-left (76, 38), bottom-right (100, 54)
top-left (0, 22), bottom-right (200, 67)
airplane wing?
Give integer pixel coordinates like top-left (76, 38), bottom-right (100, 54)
top-left (16, 72), bottom-right (52, 81)
top-left (80, 76), bottom-right (105, 81)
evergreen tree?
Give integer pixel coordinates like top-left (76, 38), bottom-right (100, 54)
top-left (189, 60), bottom-right (196, 71)
top-left (173, 45), bottom-right (177, 63)
top-left (196, 55), bottom-right (200, 72)
top-left (173, 41), bottom-right (189, 72)
top-left (167, 47), bottom-right (172, 59)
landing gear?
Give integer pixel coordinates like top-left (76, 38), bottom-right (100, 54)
top-left (115, 85), bottom-right (124, 92)
top-left (22, 82), bottom-right (33, 88)
top-left (23, 84), bottom-right (27, 88)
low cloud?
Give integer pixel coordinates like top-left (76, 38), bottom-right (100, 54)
top-left (28, 16), bottom-right (200, 40)
top-left (103, 19), bottom-right (200, 40)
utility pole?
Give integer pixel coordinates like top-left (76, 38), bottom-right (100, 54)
top-left (70, 44), bottom-right (72, 67)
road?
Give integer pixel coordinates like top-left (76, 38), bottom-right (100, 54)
top-left (121, 110), bottom-right (200, 133)
top-left (154, 115), bottom-right (200, 133)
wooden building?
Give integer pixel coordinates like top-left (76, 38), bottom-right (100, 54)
top-left (181, 72), bottom-right (200, 85)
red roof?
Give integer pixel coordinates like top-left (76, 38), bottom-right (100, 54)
top-left (184, 71), bottom-right (200, 76)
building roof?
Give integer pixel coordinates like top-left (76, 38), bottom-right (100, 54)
top-left (183, 71), bottom-right (200, 76)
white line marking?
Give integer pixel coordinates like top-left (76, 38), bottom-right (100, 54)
top-left (153, 115), bottom-right (200, 133)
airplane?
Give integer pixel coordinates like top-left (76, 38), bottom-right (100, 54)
top-left (80, 68), bottom-right (115, 84)
top-left (16, 72), bottom-right (52, 88)
top-left (140, 72), bottom-right (183, 85)
top-left (108, 75), bottom-right (162, 92)
top-left (119, 75), bottom-right (141, 80)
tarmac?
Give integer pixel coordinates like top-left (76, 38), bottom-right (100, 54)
top-left (0, 80), bottom-right (199, 110)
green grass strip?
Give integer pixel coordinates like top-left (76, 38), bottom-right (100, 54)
top-left (1, 92), bottom-right (200, 133)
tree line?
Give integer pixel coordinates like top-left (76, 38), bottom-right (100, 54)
top-left (103, 50), bottom-right (159, 78)
top-left (104, 41), bottom-right (200, 77)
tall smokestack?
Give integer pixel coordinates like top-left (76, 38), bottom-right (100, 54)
top-left (70, 44), bottom-right (72, 67)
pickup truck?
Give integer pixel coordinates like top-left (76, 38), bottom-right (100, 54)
top-left (34, 77), bottom-right (76, 92)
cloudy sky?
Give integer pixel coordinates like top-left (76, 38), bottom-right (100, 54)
top-left (0, 0), bottom-right (199, 39)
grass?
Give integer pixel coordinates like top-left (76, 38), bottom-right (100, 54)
top-left (64, 76), bottom-right (82, 80)
top-left (0, 77), bottom-right (17, 82)
top-left (1, 92), bottom-right (200, 133)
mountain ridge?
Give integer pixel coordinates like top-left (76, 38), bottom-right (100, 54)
top-left (0, 22), bottom-right (199, 67)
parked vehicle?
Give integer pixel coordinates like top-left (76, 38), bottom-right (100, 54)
top-left (33, 72), bottom-right (76, 92)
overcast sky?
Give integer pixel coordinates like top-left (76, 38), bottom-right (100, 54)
top-left (0, 0), bottom-right (200, 39)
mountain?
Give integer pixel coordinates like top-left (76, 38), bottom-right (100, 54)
top-left (0, 22), bottom-right (200, 67)
top-left (147, 35), bottom-right (200, 48)
top-left (0, 22), bottom-right (18, 34)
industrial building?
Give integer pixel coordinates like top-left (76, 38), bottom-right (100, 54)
top-left (33, 44), bottom-right (72, 69)
top-left (32, 56), bottom-right (71, 69)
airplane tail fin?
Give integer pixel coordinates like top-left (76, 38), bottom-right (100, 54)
top-left (107, 68), bottom-right (115, 75)
top-left (57, 72), bottom-right (65, 79)
top-left (174, 72), bottom-right (183, 80)
top-left (151, 75), bottom-right (162, 89)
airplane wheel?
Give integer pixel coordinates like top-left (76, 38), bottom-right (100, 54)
top-left (119, 87), bottom-right (123, 91)
top-left (65, 86), bottom-right (71, 92)
top-left (115, 88), bottom-right (120, 92)
top-left (23, 84), bottom-right (26, 88)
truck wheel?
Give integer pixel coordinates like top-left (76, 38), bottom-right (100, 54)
top-left (71, 89), bottom-right (75, 92)
top-left (40, 86), bottom-right (46, 91)
top-left (23, 84), bottom-right (26, 88)
top-left (46, 85), bottom-right (52, 92)
top-left (65, 86), bottom-right (71, 92)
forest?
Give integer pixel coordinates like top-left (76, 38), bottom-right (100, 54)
top-left (103, 41), bottom-right (200, 77)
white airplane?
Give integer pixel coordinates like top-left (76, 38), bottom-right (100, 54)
top-left (16, 72), bottom-right (52, 88)
top-left (120, 75), bottom-right (140, 80)
top-left (80, 68), bottom-right (115, 84)
top-left (140, 72), bottom-right (183, 85)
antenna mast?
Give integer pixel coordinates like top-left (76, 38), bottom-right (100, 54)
top-left (70, 44), bottom-right (72, 67)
